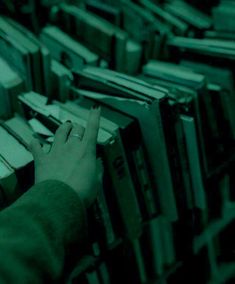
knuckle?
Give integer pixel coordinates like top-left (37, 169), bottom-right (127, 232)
top-left (56, 123), bottom-right (67, 134)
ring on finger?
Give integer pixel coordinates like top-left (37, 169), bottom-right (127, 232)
top-left (70, 133), bottom-right (83, 140)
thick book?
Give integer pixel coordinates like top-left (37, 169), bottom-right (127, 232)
top-left (180, 115), bottom-right (208, 233)
top-left (55, 3), bottom-right (128, 72)
top-left (119, 0), bottom-right (161, 61)
top-left (72, 68), bottom-right (178, 221)
top-left (4, 114), bottom-right (35, 150)
top-left (205, 30), bottom-right (235, 41)
top-left (0, 29), bottom-right (32, 90)
top-left (164, 0), bottom-right (212, 33)
top-left (138, 74), bottom-right (198, 226)
top-left (138, 0), bottom-right (189, 36)
top-left (213, 2), bottom-right (235, 32)
top-left (85, 0), bottom-right (122, 26)
top-left (180, 59), bottom-right (235, 140)
top-left (0, 156), bottom-right (17, 208)
top-left (0, 57), bottom-right (25, 118)
top-left (0, 122), bottom-right (33, 205)
top-left (125, 39), bottom-right (143, 75)
top-left (0, 16), bottom-right (41, 92)
top-left (60, 95), bottom-right (157, 219)
top-left (5, 16), bottom-right (52, 97)
top-left (0, 123), bottom-right (33, 169)
top-left (53, 99), bottom-right (143, 239)
top-left (40, 26), bottom-right (99, 71)
top-left (142, 60), bottom-right (216, 175)
top-left (51, 59), bottom-right (73, 102)
top-left (145, 215), bottom-right (178, 273)
top-left (167, 37), bottom-right (235, 67)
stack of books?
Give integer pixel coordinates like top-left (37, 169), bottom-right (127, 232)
top-left (212, 0), bottom-right (235, 38)
top-left (1, 0), bottom-right (235, 283)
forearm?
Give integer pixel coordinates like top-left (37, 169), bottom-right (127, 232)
top-left (0, 180), bottom-right (88, 283)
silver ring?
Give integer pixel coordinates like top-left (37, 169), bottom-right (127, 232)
top-left (70, 134), bottom-right (83, 140)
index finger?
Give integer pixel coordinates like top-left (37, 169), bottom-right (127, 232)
top-left (82, 105), bottom-right (101, 155)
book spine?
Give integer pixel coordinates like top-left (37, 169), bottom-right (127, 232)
top-left (85, 270), bottom-right (101, 284)
top-left (114, 35), bottom-right (127, 72)
top-left (117, 127), bottom-right (155, 220)
top-left (0, 85), bottom-right (11, 119)
top-left (161, 102), bottom-right (191, 217)
top-left (0, 184), bottom-right (6, 209)
top-left (131, 239), bottom-right (148, 283)
top-left (220, 88), bottom-right (235, 140)
top-left (41, 48), bottom-right (52, 98)
top-left (181, 115), bottom-right (207, 210)
top-left (174, 116), bottom-right (194, 210)
top-left (132, 146), bottom-right (158, 217)
top-left (144, 217), bottom-right (164, 276)
top-left (8, 78), bottom-right (26, 115)
top-left (96, 172), bottom-right (117, 247)
top-left (153, 100), bottom-right (178, 221)
top-left (0, 164), bottom-right (18, 205)
top-left (104, 136), bottom-right (143, 239)
top-left (203, 87), bottom-right (220, 142)
top-left (160, 216), bottom-right (176, 267)
top-left (97, 262), bottom-right (110, 284)
top-left (0, 35), bottom-right (32, 90)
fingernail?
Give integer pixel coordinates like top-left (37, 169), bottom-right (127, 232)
top-left (92, 103), bottom-right (100, 109)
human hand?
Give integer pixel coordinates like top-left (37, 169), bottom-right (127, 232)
top-left (30, 105), bottom-right (101, 208)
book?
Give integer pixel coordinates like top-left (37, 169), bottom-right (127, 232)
top-left (213, 2), bottom-right (235, 32)
top-left (3, 114), bottom-right (35, 151)
top-left (0, 29), bottom-right (32, 90)
top-left (141, 216), bottom-right (165, 277)
top-left (125, 39), bottom-right (143, 75)
top-left (180, 115), bottom-right (207, 231)
top-left (56, 3), bottom-right (128, 72)
top-left (138, 72), bottom-right (208, 210)
top-left (40, 26), bottom-right (99, 71)
top-left (0, 124), bottom-right (33, 169)
top-left (5, 16), bottom-right (52, 97)
top-left (61, 95), bottom-right (157, 219)
top-left (85, 270), bottom-right (101, 284)
top-left (85, 0), bottom-right (122, 26)
top-left (0, 57), bottom-right (25, 118)
top-left (0, 16), bottom-right (42, 92)
top-left (164, 0), bottom-right (212, 33)
top-left (205, 30), bottom-right (235, 41)
top-left (96, 261), bottom-right (110, 284)
top-left (0, 156), bottom-right (17, 208)
top-left (53, 100), bottom-right (143, 240)
top-left (0, 122), bottom-right (33, 205)
top-left (180, 59), bottom-right (235, 140)
top-left (160, 216), bottom-right (176, 267)
top-left (51, 59), bottom-right (73, 102)
top-left (142, 60), bottom-right (207, 90)
top-left (131, 238), bottom-right (148, 283)
top-left (138, 0), bottom-right (189, 35)
top-left (72, 68), bottom-right (178, 221)
top-left (142, 60), bottom-right (215, 175)
top-left (167, 36), bottom-right (235, 65)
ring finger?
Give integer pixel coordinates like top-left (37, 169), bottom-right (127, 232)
top-left (67, 123), bottom-right (85, 145)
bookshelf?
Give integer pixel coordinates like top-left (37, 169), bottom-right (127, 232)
top-left (1, 0), bottom-right (235, 283)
